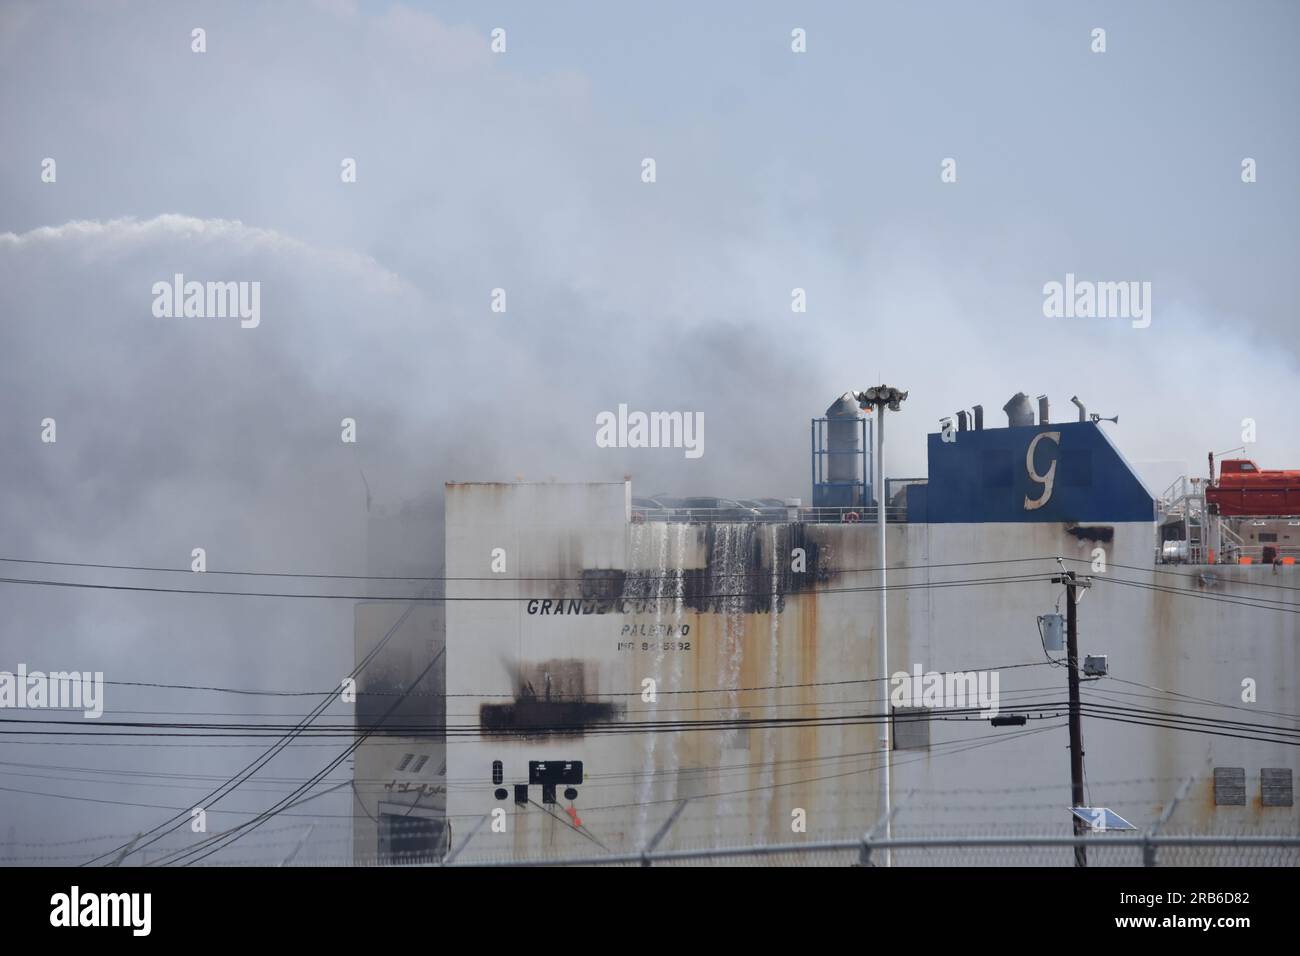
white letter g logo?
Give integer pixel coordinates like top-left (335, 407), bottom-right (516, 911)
top-left (1024, 431), bottom-right (1061, 511)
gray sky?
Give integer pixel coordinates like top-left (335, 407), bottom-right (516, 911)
top-left (1, 0), bottom-right (1297, 860)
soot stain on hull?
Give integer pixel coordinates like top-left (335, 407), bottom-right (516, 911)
top-left (480, 699), bottom-right (622, 738)
top-left (480, 657), bottom-right (623, 738)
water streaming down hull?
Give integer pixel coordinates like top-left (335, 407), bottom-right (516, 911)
top-left (711, 523), bottom-right (752, 842)
top-left (639, 523), bottom-right (665, 844)
top-left (759, 524), bottom-right (783, 832)
top-left (627, 522), bottom-right (687, 845)
top-left (626, 521), bottom-right (773, 844)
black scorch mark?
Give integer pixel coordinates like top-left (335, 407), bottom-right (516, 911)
top-left (1064, 524), bottom-right (1114, 543)
top-left (480, 658), bottom-right (622, 738)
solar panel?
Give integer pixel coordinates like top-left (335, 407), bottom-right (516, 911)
top-left (1069, 807), bottom-right (1136, 831)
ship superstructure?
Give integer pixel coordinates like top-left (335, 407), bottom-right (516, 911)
top-left (356, 391), bottom-right (1300, 864)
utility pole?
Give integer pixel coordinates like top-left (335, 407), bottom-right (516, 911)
top-left (1052, 570), bottom-right (1091, 867)
top-left (854, 385), bottom-right (908, 867)
top-left (877, 404), bottom-right (890, 867)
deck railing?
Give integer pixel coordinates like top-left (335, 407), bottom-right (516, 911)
top-left (630, 505), bottom-right (910, 525)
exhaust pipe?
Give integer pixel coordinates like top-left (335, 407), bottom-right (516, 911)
top-left (1003, 392), bottom-right (1035, 428)
top-left (1070, 395), bottom-right (1087, 423)
top-left (973, 405), bottom-right (984, 430)
top-left (1037, 395), bottom-right (1049, 425)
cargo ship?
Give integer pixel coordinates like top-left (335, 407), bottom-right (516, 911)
top-left (351, 391), bottom-right (1300, 864)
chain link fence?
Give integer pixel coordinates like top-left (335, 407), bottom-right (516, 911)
top-left (14, 817), bottom-right (1295, 867)
top-left (430, 832), bottom-right (1300, 868)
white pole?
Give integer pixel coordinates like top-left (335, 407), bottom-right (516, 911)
top-left (877, 407), bottom-right (891, 866)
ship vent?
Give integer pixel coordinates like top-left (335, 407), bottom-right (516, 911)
top-left (892, 707), bottom-right (931, 751)
top-left (1262, 768), bottom-right (1294, 807)
top-left (1213, 767), bottom-right (1246, 806)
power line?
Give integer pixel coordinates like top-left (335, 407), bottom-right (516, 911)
top-left (1080, 700), bottom-right (1300, 738)
top-left (1080, 710), bottom-right (1300, 747)
top-left (0, 570), bottom-right (1053, 602)
top-left (9, 682), bottom-right (1072, 719)
top-left (1100, 675), bottom-right (1300, 722)
top-left (11, 689), bottom-right (1297, 745)
top-left (8, 549), bottom-right (1299, 596)
top-left (157, 650), bottom-right (447, 867)
top-left (1, 707), bottom-right (1064, 739)
top-left (168, 721), bottom-right (1069, 864)
top-left (549, 724), bottom-right (1066, 819)
top-left (9, 563), bottom-right (1300, 620)
top-left (4, 718), bottom-right (1103, 792)
top-left (65, 659), bottom-right (1055, 699)
top-left (0, 780), bottom-right (353, 819)
top-left (96, 679), bottom-right (350, 698)
top-left (1092, 574), bottom-right (1300, 613)
top-left (1059, 555), bottom-right (1300, 594)
top-left (0, 773), bottom-right (1190, 848)
top-left (23, 700), bottom-right (1296, 747)
top-left (82, 595), bottom-right (430, 866)
top-left (1074, 701), bottom-right (1300, 745)
top-left (0, 724), bottom-right (1060, 851)
top-left (0, 553), bottom-right (1061, 582)
top-left (0, 737), bottom-right (381, 748)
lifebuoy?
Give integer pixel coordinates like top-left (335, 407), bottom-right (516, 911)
top-left (842, 511), bottom-right (860, 523)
